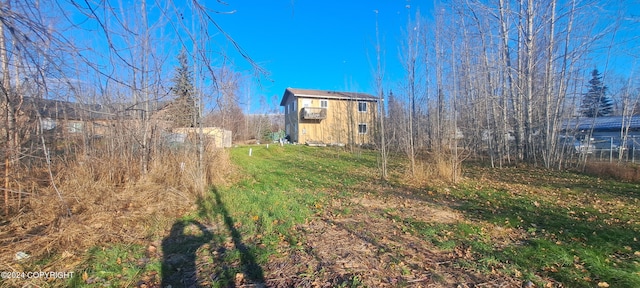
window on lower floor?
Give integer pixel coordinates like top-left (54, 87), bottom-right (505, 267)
top-left (358, 123), bottom-right (367, 134)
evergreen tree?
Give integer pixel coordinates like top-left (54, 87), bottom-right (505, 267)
top-left (580, 68), bottom-right (613, 117)
top-left (170, 49), bottom-right (198, 127)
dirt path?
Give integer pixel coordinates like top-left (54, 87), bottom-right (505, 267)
top-left (261, 187), bottom-right (522, 287)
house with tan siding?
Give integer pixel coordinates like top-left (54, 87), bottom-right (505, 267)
top-left (280, 88), bottom-right (378, 145)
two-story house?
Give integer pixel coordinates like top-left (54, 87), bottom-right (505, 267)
top-left (280, 88), bottom-right (378, 145)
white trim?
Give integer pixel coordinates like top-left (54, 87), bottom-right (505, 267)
top-left (292, 93), bottom-right (378, 102)
top-left (358, 102), bottom-right (367, 112)
top-left (358, 123), bottom-right (368, 134)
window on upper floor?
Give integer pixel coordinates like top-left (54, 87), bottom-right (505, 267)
top-left (358, 102), bottom-right (367, 112)
top-left (320, 100), bottom-right (328, 108)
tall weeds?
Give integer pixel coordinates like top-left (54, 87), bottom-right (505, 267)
top-left (407, 150), bottom-right (463, 184)
top-left (582, 162), bottom-right (640, 182)
top-left (0, 131), bottom-right (232, 277)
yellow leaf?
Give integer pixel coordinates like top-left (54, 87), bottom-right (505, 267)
top-left (116, 257), bottom-right (121, 265)
top-left (82, 272), bottom-right (88, 281)
top-left (598, 282), bottom-right (610, 287)
top-left (514, 269), bottom-right (522, 278)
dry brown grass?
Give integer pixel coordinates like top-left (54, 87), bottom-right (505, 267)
top-left (407, 151), bottom-right (462, 184)
top-left (582, 161), bottom-right (640, 182)
top-left (0, 143), bottom-right (233, 279)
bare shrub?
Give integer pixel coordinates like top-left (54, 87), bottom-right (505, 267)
top-left (583, 162), bottom-right (640, 182)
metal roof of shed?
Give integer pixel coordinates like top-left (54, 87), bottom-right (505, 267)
top-left (562, 116), bottom-right (640, 132)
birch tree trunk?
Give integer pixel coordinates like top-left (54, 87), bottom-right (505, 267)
top-left (405, 16), bottom-right (418, 177)
top-left (523, 0), bottom-right (536, 163)
top-left (543, 0), bottom-right (557, 168)
top-left (1, 0), bottom-right (15, 216)
top-left (374, 10), bottom-right (387, 180)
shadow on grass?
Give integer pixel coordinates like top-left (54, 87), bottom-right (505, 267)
top-left (195, 186), bottom-right (265, 285)
top-left (161, 219), bottom-right (213, 287)
top-left (161, 186), bottom-right (265, 287)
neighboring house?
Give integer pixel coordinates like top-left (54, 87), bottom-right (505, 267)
top-left (24, 97), bottom-right (172, 136)
top-left (23, 97), bottom-right (112, 136)
top-left (280, 88), bottom-right (378, 145)
top-left (561, 116), bottom-right (640, 150)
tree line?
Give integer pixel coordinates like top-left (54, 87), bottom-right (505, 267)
top-left (375, 0), bottom-right (638, 178)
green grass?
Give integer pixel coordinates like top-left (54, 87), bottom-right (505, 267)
top-left (69, 244), bottom-right (160, 287)
top-left (68, 146), bottom-right (640, 287)
top-left (66, 145), bottom-right (378, 287)
top-left (203, 145), bottom-right (376, 240)
top-left (198, 147), bottom-right (640, 287)
top-left (401, 165), bottom-right (640, 287)
top-left (193, 145), bottom-right (380, 285)
top-left (456, 181), bottom-right (640, 287)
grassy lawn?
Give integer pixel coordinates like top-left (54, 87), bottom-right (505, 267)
top-left (190, 145), bottom-right (378, 285)
top-left (66, 145), bottom-right (640, 287)
top-left (449, 165), bottom-right (640, 287)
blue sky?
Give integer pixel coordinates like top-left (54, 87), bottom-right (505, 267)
top-left (209, 0), bottom-right (430, 112)
top-left (206, 0), bottom-right (640, 113)
top-left (55, 0), bottom-right (638, 113)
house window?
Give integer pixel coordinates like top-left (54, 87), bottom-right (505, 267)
top-left (358, 123), bottom-right (367, 134)
top-left (358, 102), bottom-right (367, 112)
top-left (67, 122), bottom-right (84, 133)
top-left (41, 118), bottom-right (56, 130)
top-left (320, 100), bottom-right (328, 108)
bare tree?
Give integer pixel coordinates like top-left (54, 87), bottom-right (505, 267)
top-left (400, 10), bottom-right (420, 176)
top-left (373, 9), bottom-right (388, 179)
top-left (1, 0), bottom-right (15, 216)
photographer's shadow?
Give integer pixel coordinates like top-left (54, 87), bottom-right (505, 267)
top-left (161, 219), bottom-right (213, 287)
